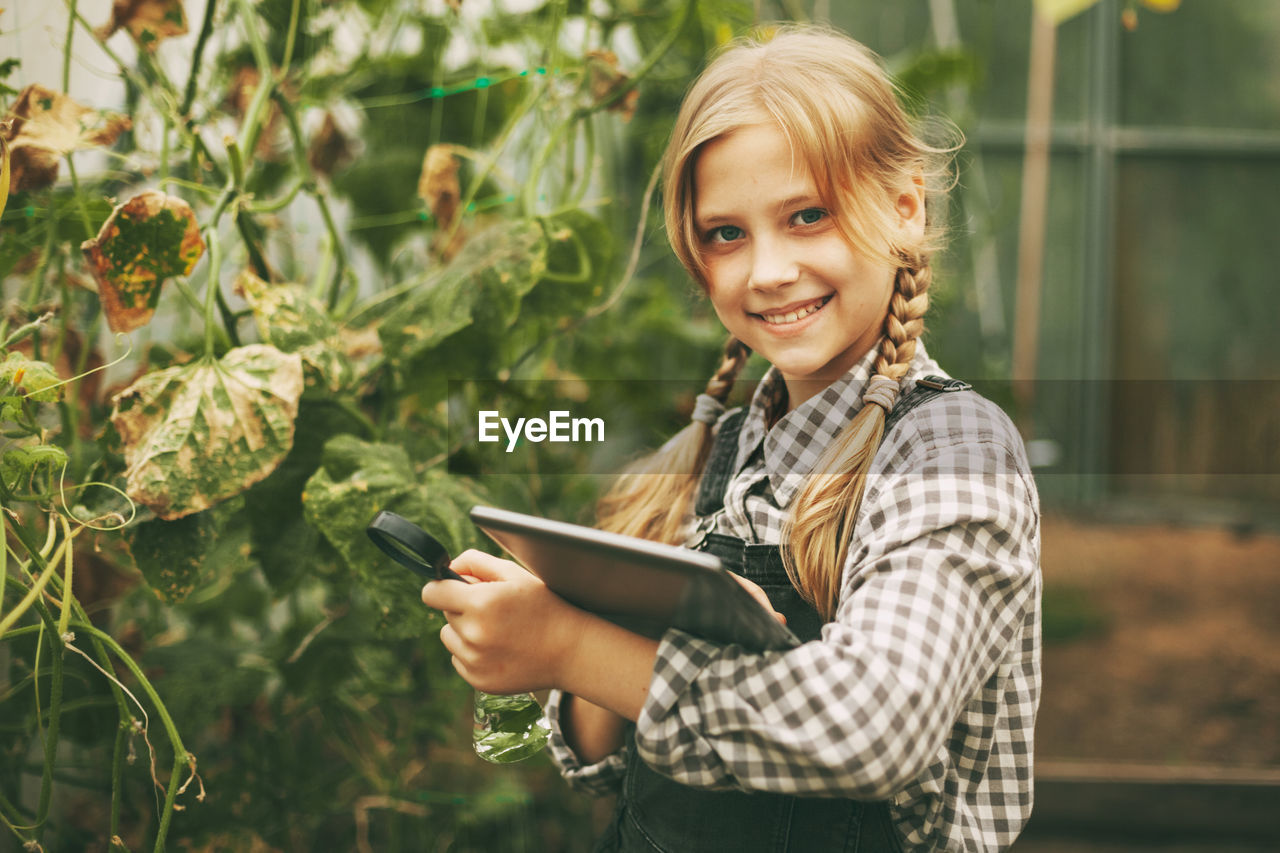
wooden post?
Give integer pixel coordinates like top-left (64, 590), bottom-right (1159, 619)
top-left (1012, 6), bottom-right (1058, 439)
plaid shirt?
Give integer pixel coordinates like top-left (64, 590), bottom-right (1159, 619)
top-left (546, 345), bottom-right (1042, 852)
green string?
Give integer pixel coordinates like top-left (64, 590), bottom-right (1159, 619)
top-left (354, 67), bottom-right (557, 110)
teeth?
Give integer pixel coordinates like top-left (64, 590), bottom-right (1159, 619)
top-left (760, 299), bottom-right (826, 325)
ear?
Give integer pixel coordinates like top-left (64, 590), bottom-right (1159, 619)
top-left (895, 172), bottom-right (927, 240)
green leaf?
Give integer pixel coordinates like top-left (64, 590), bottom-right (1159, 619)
top-left (376, 220), bottom-right (547, 365)
top-left (242, 399), bottom-right (370, 591)
top-left (110, 344), bottom-right (304, 520)
top-left (301, 435), bottom-right (487, 637)
top-left (0, 444), bottom-right (68, 494)
top-left (236, 271), bottom-right (354, 392)
top-left (0, 351), bottom-right (64, 401)
top-left (80, 190), bottom-right (205, 334)
top-left (128, 499), bottom-right (245, 603)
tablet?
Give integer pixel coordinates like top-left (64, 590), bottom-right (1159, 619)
top-left (469, 505), bottom-right (799, 652)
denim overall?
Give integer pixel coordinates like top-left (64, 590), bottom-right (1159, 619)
top-left (596, 377), bottom-right (971, 853)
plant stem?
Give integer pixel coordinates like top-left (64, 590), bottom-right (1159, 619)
top-left (35, 621), bottom-right (65, 839)
top-left (159, 120), bottom-right (171, 185)
top-left (282, 0), bottom-right (303, 72)
top-left (244, 179), bottom-right (304, 213)
top-left (0, 536), bottom-right (66, 637)
top-left (236, 212), bottom-right (271, 283)
top-left (204, 229), bottom-right (222, 358)
top-left (55, 517), bottom-right (74, 641)
top-left (153, 754), bottom-right (185, 853)
top-left (181, 0), bottom-right (221, 117)
top-left (447, 77), bottom-right (546, 249)
top-left (62, 0), bottom-right (77, 91)
top-left (270, 90), bottom-right (349, 308)
top-left (582, 0), bottom-right (695, 118)
top-left (234, 0), bottom-right (277, 159)
top-left (7, 523), bottom-right (137, 844)
top-left (111, 721), bottom-right (127, 838)
top-left (69, 623), bottom-right (194, 853)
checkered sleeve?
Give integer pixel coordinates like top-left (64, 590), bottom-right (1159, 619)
top-left (632, 398), bottom-right (1040, 813)
top-left (542, 689), bottom-right (629, 795)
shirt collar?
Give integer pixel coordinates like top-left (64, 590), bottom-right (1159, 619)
top-left (733, 344), bottom-right (940, 510)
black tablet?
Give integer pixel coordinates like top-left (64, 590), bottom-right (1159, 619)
top-left (469, 505), bottom-right (799, 652)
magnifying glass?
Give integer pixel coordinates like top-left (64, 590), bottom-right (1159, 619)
top-left (365, 510), bottom-right (550, 764)
top-left (366, 510), bottom-right (466, 582)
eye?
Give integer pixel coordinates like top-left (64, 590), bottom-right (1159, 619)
top-left (792, 208), bottom-right (827, 226)
top-left (707, 224), bottom-right (745, 244)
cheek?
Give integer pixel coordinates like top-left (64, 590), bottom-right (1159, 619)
top-left (701, 260), bottom-right (739, 307)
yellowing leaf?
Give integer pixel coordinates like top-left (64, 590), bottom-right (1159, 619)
top-left (1, 84), bottom-right (131, 192)
top-left (96, 0), bottom-right (189, 50)
top-left (110, 345), bottom-right (304, 521)
top-left (235, 270), bottom-right (353, 392)
top-left (377, 220), bottom-right (547, 363)
top-left (81, 191), bottom-right (205, 333)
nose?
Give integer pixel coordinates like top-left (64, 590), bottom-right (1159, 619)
top-left (747, 234), bottom-right (799, 291)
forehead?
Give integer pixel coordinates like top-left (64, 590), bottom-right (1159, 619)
top-left (693, 122), bottom-right (820, 223)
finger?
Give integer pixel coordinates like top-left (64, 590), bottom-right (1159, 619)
top-left (449, 549), bottom-right (526, 583)
top-left (439, 622), bottom-right (462, 657)
top-left (422, 579), bottom-right (470, 611)
top-left (729, 572), bottom-right (770, 609)
top-left (729, 573), bottom-right (786, 625)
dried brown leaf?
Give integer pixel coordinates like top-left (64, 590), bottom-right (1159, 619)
top-left (418, 144), bottom-right (460, 227)
top-left (418, 144), bottom-right (465, 260)
top-left (586, 50), bottom-right (639, 122)
top-left (2, 84), bottom-right (131, 192)
top-left (307, 112), bottom-right (353, 177)
top-left (96, 0), bottom-right (189, 50)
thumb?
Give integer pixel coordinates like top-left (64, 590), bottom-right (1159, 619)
top-left (449, 549), bottom-right (525, 582)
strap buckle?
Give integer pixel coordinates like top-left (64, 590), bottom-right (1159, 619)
top-left (915, 375), bottom-right (972, 392)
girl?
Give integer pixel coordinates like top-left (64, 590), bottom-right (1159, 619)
top-left (423, 25), bottom-right (1041, 852)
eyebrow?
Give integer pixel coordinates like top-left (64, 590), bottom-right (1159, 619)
top-left (694, 194), bottom-right (825, 231)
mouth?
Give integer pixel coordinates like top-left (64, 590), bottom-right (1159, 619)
top-left (754, 295), bottom-right (832, 326)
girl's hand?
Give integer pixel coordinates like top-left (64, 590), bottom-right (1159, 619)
top-left (731, 573), bottom-right (787, 626)
top-left (422, 550), bottom-right (584, 695)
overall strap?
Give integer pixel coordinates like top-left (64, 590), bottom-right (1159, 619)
top-left (883, 375), bottom-right (972, 434)
top-left (693, 407), bottom-right (750, 517)
top-left (693, 376), bottom-right (971, 518)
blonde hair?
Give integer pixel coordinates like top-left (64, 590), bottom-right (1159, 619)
top-left (597, 25), bottom-right (956, 621)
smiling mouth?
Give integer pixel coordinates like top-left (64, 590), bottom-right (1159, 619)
top-left (756, 295), bottom-right (832, 325)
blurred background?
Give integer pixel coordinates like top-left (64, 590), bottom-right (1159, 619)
top-left (1, 0), bottom-right (1276, 850)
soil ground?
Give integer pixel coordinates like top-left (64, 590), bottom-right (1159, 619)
top-left (1035, 513), bottom-right (1280, 769)
top-left (1017, 513), bottom-right (1280, 850)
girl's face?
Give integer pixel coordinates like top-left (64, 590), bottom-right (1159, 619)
top-left (693, 121), bottom-right (923, 410)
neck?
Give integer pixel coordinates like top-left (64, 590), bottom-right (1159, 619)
top-left (782, 378), bottom-right (831, 413)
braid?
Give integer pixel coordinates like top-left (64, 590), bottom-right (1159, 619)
top-left (706, 336), bottom-right (751, 402)
top-left (784, 256), bottom-right (933, 621)
top-left (596, 335), bottom-right (750, 543)
top-left (875, 256), bottom-right (931, 381)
